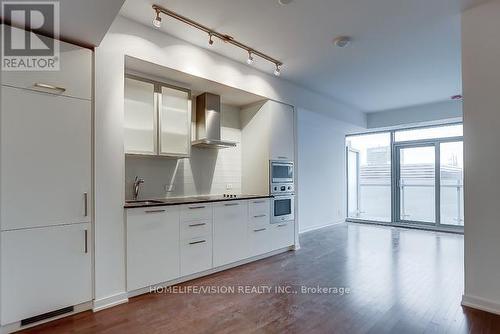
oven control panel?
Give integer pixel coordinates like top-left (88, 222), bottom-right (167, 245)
top-left (271, 183), bottom-right (294, 194)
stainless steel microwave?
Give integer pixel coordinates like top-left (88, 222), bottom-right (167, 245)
top-left (270, 161), bottom-right (294, 184)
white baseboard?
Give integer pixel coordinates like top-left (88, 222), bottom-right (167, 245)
top-left (461, 294), bottom-right (500, 315)
top-left (299, 220), bottom-right (344, 234)
top-left (93, 292), bottom-right (129, 312)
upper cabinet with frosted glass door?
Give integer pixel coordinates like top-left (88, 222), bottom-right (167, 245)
top-left (159, 86), bottom-right (191, 157)
top-left (124, 77), bottom-right (157, 155)
top-left (124, 75), bottom-right (191, 157)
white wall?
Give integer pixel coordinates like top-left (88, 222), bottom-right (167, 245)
top-left (367, 99), bottom-right (463, 129)
top-left (297, 108), bottom-right (362, 233)
top-left (94, 15), bottom-right (365, 308)
top-left (461, 0), bottom-right (500, 314)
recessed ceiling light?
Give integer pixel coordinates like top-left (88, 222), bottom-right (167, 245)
top-left (333, 36), bottom-right (351, 48)
top-left (278, 0), bottom-right (293, 5)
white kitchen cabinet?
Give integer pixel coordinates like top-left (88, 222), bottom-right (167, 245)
top-left (124, 76), bottom-right (191, 157)
top-left (1, 223), bottom-right (92, 325)
top-left (126, 207), bottom-right (180, 291)
top-left (249, 198), bottom-right (271, 224)
top-left (247, 198), bottom-right (273, 257)
top-left (180, 237), bottom-right (213, 276)
top-left (241, 100), bottom-right (295, 195)
top-left (1, 27), bottom-right (92, 100)
top-left (180, 212), bottom-right (213, 276)
top-left (159, 86), bottom-right (191, 157)
top-left (0, 86), bottom-right (91, 230)
top-left (213, 201), bottom-right (248, 267)
top-left (270, 221), bottom-right (295, 251)
top-left (268, 101), bottom-right (295, 161)
top-left (124, 77), bottom-right (156, 155)
top-left (248, 225), bottom-right (273, 257)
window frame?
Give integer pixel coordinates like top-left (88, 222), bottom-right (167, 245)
top-left (345, 122), bottom-right (464, 232)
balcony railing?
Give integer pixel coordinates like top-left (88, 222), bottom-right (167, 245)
top-left (349, 181), bottom-right (464, 226)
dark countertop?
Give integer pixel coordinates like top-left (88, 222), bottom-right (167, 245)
top-left (124, 194), bottom-right (273, 209)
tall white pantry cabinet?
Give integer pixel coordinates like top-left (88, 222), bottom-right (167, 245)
top-left (0, 31), bottom-right (93, 328)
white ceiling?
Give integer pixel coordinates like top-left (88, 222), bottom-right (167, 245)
top-left (1, 0), bottom-right (126, 47)
top-left (120, 0), bottom-right (486, 113)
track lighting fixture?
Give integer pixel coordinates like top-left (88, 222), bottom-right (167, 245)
top-left (152, 4), bottom-right (283, 76)
top-left (246, 51), bottom-right (254, 65)
top-left (152, 9), bottom-right (162, 28)
top-left (274, 64), bottom-right (281, 77)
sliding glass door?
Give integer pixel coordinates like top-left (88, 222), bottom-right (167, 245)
top-left (394, 140), bottom-right (464, 228)
top-left (395, 144), bottom-right (436, 224)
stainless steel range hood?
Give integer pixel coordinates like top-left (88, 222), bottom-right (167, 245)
top-left (192, 93), bottom-right (237, 149)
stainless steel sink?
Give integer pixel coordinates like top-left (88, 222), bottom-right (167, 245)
top-left (126, 200), bottom-right (164, 205)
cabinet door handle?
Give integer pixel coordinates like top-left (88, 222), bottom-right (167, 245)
top-left (277, 156), bottom-right (289, 160)
top-left (253, 200), bottom-right (265, 204)
top-left (224, 203), bottom-right (239, 207)
top-left (277, 223), bottom-right (287, 227)
top-left (189, 206), bottom-right (206, 210)
top-left (189, 222), bottom-right (206, 227)
top-left (84, 192), bottom-right (88, 217)
top-left (84, 229), bottom-right (88, 254)
top-left (145, 209), bottom-right (166, 214)
top-left (253, 214), bottom-right (266, 218)
top-left (34, 82), bottom-right (66, 93)
top-left (189, 240), bottom-right (206, 245)
top-left (253, 228), bottom-right (267, 232)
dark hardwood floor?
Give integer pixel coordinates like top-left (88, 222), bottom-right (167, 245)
top-left (21, 223), bottom-right (500, 333)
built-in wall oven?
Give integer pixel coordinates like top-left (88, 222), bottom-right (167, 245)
top-left (270, 160), bottom-right (295, 224)
top-left (271, 194), bottom-right (295, 224)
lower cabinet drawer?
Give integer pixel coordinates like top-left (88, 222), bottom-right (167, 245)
top-left (180, 220), bottom-right (212, 240)
top-left (249, 213), bottom-right (270, 228)
top-left (270, 221), bottom-right (295, 251)
top-left (248, 225), bottom-right (273, 257)
top-left (249, 198), bottom-right (270, 217)
top-left (180, 237), bottom-right (213, 277)
top-left (180, 204), bottom-right (212, 221)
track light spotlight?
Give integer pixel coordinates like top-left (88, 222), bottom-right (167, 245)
top-left (274, 64), bottom-right (281, 76)
top-left (152, 9), bottom-right (162, 28)
top-left (247, 52), bottom-right (254, 65)
top-left (208, 33), bottom-right (214, 46)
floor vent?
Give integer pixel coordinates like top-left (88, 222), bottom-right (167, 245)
top-left (21, 306), bottom-right (74, 326)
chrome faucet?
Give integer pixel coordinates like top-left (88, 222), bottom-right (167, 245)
top-left (133, 176), bottom-right (145, 200)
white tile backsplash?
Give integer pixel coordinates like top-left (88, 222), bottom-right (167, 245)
top-left (125, 104), bottom-right (242, 200)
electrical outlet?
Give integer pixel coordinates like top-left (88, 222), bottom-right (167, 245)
top-left (226, 184), bottom-right (233, 190)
